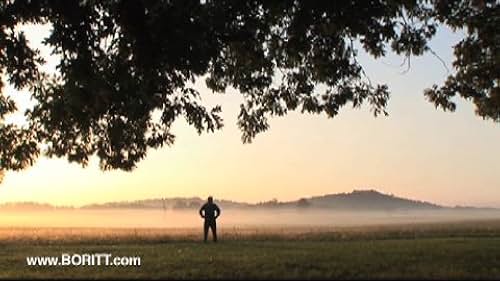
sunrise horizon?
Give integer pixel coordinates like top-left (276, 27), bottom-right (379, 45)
top-left (0, 186), bottom-right (496, 209)
top-left (1, 2), bottom-right (499, 279)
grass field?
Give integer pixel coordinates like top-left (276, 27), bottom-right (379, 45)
top-left (1, 220), bottom-right (500, 279)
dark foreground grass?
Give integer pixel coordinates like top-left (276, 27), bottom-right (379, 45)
top-left (1, 221), bottom-right (500, 279)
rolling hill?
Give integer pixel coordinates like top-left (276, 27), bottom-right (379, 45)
top-left (302, 189), bottom-right (442, 210)
top-left (0, 189), bottom-right (451, 211)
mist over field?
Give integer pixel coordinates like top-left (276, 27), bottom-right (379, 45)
top-left (2, 190), bottom-right (500, 228)
top-left (1, 192), bottom-right (500, 281)
top-left (2, 208), bottom-right (500, 228)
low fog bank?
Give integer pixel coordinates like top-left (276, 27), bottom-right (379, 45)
top-left (2, 208), bottom-right (500, 228)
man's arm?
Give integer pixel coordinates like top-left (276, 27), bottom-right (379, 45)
top-left (215, 205), bottom-right (221, 219)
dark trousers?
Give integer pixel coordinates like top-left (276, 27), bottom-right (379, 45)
top-left (204, 219), bottom-right (217, 242)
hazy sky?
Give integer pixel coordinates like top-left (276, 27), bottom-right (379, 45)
top-left (0, 24), bottom-right (499, 207)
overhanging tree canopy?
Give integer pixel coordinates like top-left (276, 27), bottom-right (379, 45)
top-left (0, 0), bottom-right (498, 171)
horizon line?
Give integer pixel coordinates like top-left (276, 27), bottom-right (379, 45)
top-left (0, 189), bottom-right (490, 209)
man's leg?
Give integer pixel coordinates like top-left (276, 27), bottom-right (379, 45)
top-left (211, 221), bottom-right (217, 242)
top-left (203, 221), bottom-right (209, 242)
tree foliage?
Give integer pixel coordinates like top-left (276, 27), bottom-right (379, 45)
top-left (425, 0), bottom-right (500, 120)
top-left (0, 0), bottom-right (498, 171)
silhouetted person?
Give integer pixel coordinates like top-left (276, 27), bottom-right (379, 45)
top-left (199, 196), bottom-right (221, 242)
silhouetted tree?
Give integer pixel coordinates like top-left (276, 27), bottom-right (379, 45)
top-left (424, 0), bottom-right (499, 119)
top-left (297, 198), bottom-right (310, 208)
top-left (0, 0), bottom-right (498, 171)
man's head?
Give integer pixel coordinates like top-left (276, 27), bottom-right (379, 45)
top-left (208, 196), bottom-right (213, 203)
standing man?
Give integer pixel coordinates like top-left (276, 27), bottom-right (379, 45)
top-left (199, 196), bottom-right (221, 242)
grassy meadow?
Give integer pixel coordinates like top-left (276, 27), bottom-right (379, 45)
top-left (1, 220), bottom-right (500, 279)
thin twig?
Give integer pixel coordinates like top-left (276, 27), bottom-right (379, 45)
top-left (428, 47), bottom-right (450, 74)
top-left (400, 53), bottom-right (411, 74)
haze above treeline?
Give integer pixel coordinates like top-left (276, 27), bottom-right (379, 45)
top-left (0, 189), bottom-right (494, 211)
